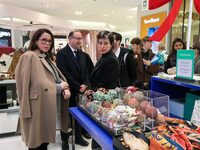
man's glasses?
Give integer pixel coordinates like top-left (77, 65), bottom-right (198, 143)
top-left (38, 39), bottom-right (52, 45)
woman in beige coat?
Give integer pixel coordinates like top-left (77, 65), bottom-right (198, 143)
top-left (15, 28), bottom-right (70, 150)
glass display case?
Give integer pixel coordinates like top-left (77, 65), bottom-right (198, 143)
top-left (79, 87), bottom-right (169, 135)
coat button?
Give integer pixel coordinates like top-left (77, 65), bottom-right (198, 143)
top-left (45, 88), bottom-right (48, 92)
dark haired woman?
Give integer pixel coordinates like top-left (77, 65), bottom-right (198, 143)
top-left (164, 38), bottom-right (186, 73)
top-left (15, 28), bottom-right (70, 150)
top-left (90, 30), bottom-right (120, 90)
top-left (90, 30), bottom-right (120, 149)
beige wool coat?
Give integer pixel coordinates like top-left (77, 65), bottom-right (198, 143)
top-left (15, 50), bottom-right (69, 148)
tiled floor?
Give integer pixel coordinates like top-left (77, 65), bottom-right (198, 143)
top-left (0, 133), bottom-right (92, 150)
top-left (0, 106), bottom-right (92, 150)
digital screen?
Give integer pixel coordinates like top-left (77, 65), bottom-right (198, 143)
top-left (0, 39), bottom-right (9, 47)
top-left (148, 26), bottom-right (160, 53)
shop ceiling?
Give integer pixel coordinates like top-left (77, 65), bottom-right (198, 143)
top-left (0, 0), bottom-right (140, 32)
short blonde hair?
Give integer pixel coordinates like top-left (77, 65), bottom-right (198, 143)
top-left (158, 43), bottom-right (165, 51)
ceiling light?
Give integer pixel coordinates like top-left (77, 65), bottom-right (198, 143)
top-left (103, 14), bottom-right (108, 17)
top-left (75, 11), bottom-right (82, 15)
top-left (127, 16), bottom-right (133, 19)
top-left (13, 18), bottom-right (30, 23)
top-left (70, 20), bottom-right (106, 30)
top-left (130, 7), bottom-right (137, 11)
top-left (0, 18), bottom-right (11, 21)
top-left (0, 17), bottom-right (30, 24)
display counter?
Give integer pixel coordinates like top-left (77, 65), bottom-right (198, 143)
top-left (151, 76), bottom-right (200, 119)
top-left (151, 76), bottom-right (200, 98)
top-left (0, 79), bottom-right (18, 136)
top-left (69, 107), bottom-right (114, 150)
top-left (0, 79), bottom-right (16, 108)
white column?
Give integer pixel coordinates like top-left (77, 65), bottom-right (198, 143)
top-left (10, 17), bottom-right (15, 48)
top-left (186, 0), bottom-right (194, 49)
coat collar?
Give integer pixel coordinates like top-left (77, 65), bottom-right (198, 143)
top-left (33, 50), bottom-right (54, 76)
top-left (33, 49), bottom-right (47, 58)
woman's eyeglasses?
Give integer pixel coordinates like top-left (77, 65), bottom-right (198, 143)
top-left (38, 39), bottom-right (52, 45)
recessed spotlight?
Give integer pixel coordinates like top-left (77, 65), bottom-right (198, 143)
top-left (75, 11), bottom-right (82, 15)
top-left (103, 14), bottom-right (108, 17)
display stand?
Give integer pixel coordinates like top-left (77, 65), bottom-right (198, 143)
top-left (69, 107), bottom-right (114, 150)
top-left (151, 76), bottom-right (200, 119)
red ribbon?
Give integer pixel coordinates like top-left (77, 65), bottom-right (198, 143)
top-left (149, 0), bottom-right (171, 10)
top-left (148, 0), bottom-right (200, 42)
top-left (194, 0), bottom-right (200, 14)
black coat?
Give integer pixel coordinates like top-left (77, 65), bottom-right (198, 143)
top-left (118, 48), bottom-right (137, 87)
top-left (90, 51), bottom-right (120, 90)
top-left (56, 44), bottom-right (90, 106)
top-left (83, 52), bottom-right (94, 74)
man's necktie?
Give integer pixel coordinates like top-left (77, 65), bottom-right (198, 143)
top-left (74, 51), bottom-right (79, 61)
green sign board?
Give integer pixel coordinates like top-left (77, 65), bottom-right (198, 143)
top-left (176, 50), bottom-right (195, 80)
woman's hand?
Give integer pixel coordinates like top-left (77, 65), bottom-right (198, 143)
top-left (80, 84), bottom-right (87, 93)
top-left (60, 82), bottom-right (69, 90)
top-left (62, 89), bottom-right (71, 100)
top-left (143, 59), bottom-right (151, 66)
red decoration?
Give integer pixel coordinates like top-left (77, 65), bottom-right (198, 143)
top-left (149, 0), bottom-right (171, 10)
top-left (148, 0), bottom-right (200, 42)
top-left (149, 0), bottom-right (183, 41)
top-left (194, 0), bottom-right (200, 14)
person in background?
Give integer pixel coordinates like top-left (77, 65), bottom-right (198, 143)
top-left (164, 38), bottom-right (186, 73)
top-left (141, 36), bottom-right (159, 84)
top-left (111, 32), bottom-right (137, 87)
top-left (130, 37), bottom-right (144, 82)
top-left (15, 28), bottom-right (71, 150)
top-left (158, 43), bottom-right (168, 62)
top-left (91, 30), bottom-right (120, 149)
top-left (23, 30), bottom-right (36, 51)
top-left (8, 47), bottom-right (24, 78)
top-left (192, 41), bottom-right (200, 74)
top-left (56, 30), bottom-right (91, 149)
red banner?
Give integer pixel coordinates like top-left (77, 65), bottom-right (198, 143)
top-left (149, 0), bottom-right (171, 10)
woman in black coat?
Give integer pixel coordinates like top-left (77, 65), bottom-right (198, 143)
top-left (90, 30), bottom-right (120, 149)
top-left (90, 30), bottom-right (120, 90)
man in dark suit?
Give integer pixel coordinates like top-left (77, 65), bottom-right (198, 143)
top-left (56, 30), bottom-right (90, 149)
top-left (111, 32), bottom-right (137, 87)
